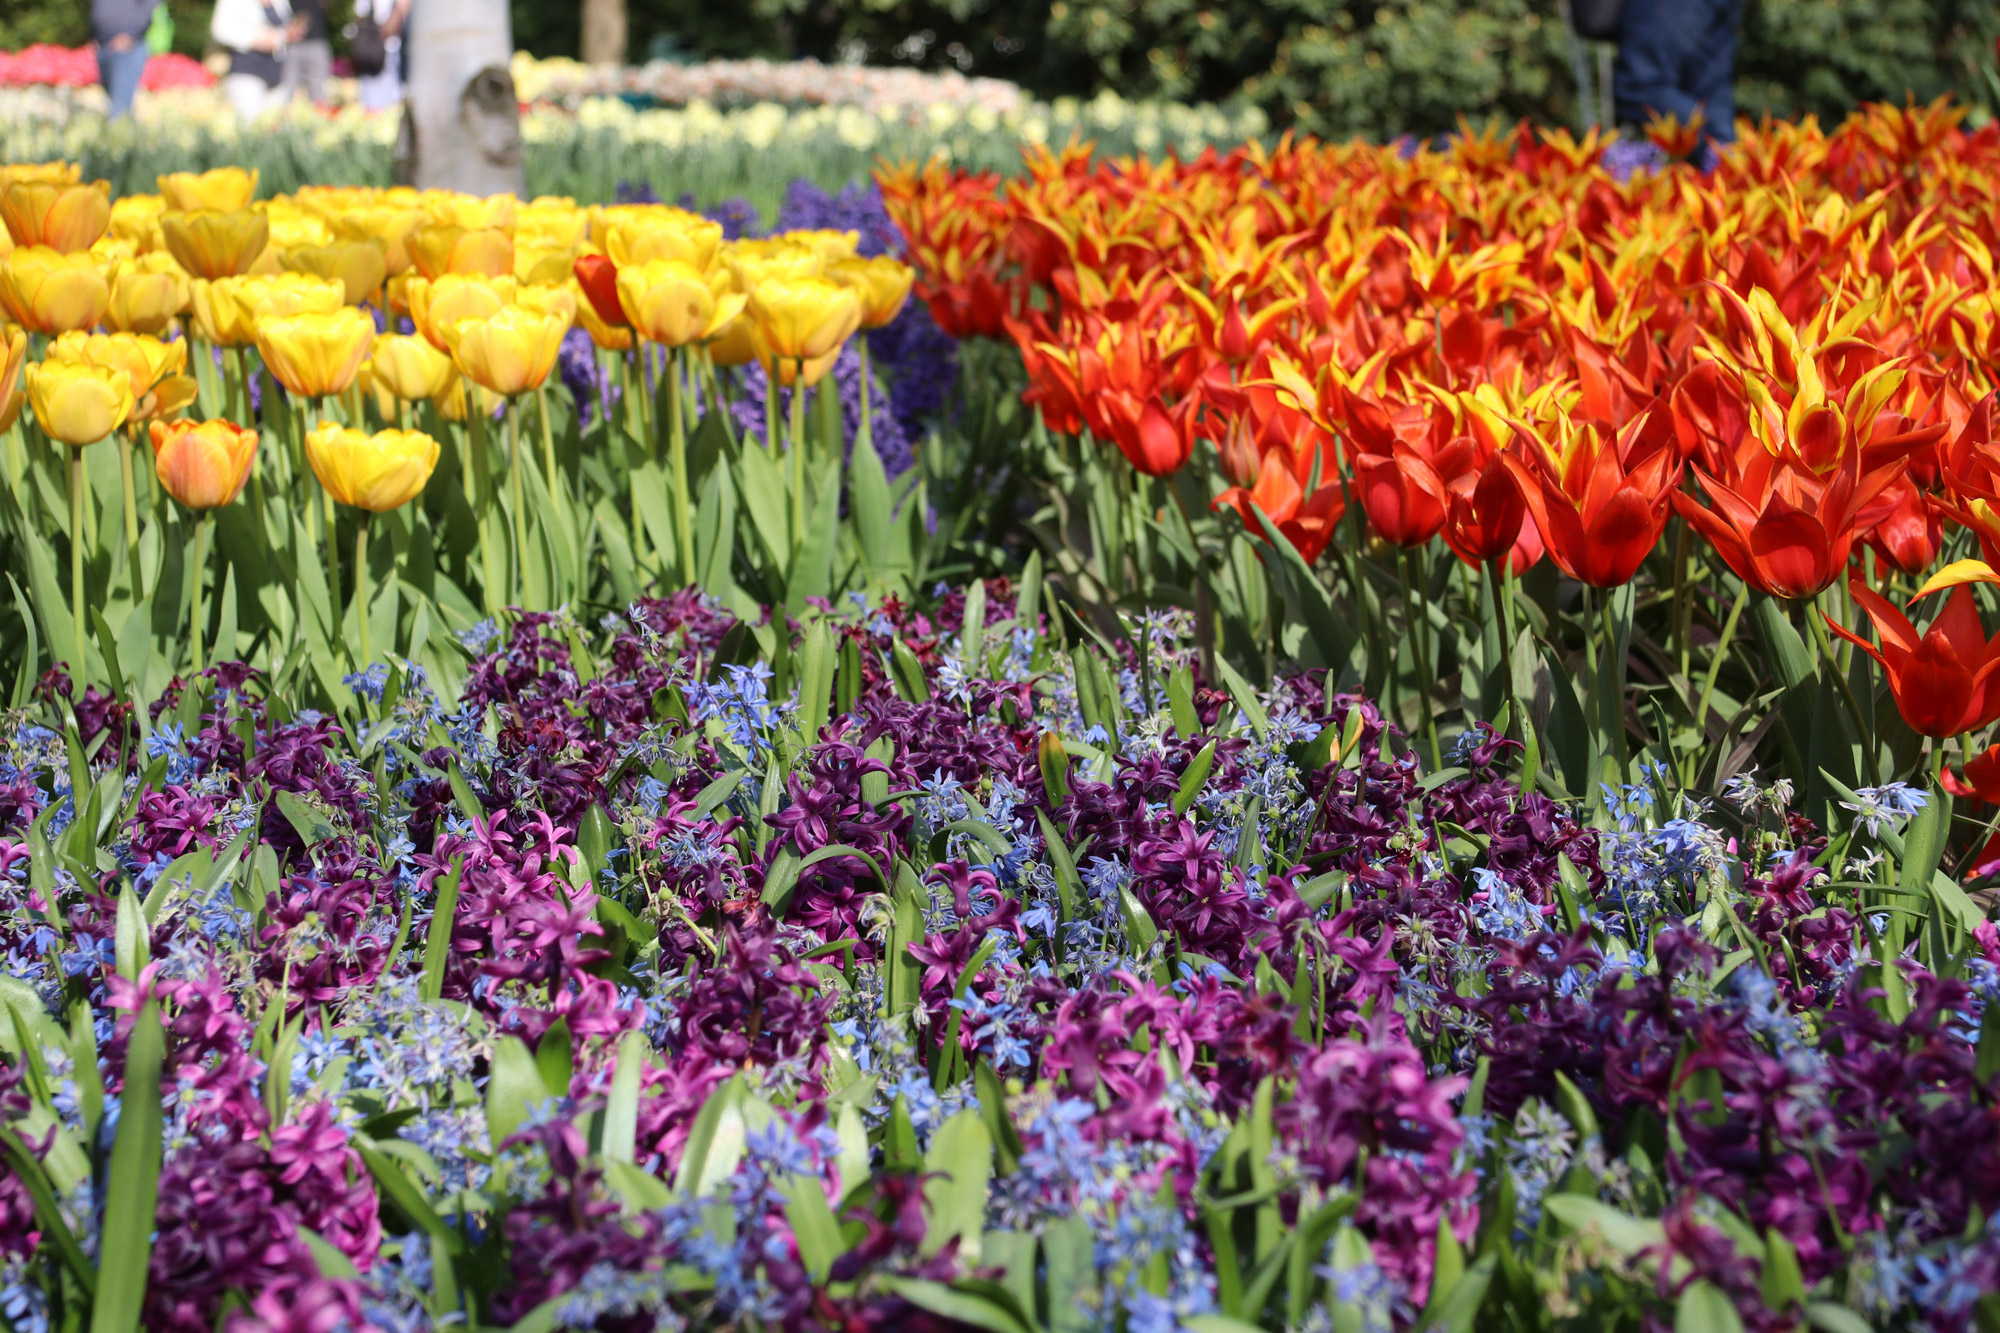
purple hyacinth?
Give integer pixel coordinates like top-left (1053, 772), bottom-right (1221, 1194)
top-left (729, 345), bottom-right (915, 480)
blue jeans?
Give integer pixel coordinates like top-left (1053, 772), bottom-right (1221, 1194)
top-left (1612, 0), bottom-right (1742, 144)
top-left (97, 39), bottom-right (149, 118)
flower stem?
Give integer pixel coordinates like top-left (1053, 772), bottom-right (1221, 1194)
top-left (69, 449), bottom-right (87, 676)
top-left (1809, 603), bottom-right (1880, 785)
top-left (856, 336), bottom-right (874, 453)
top-left (666, 348), bottom-right (694, 585)
top-left (536, 380), bottom-right (558, 492)
top-left (353, 510), bottom-right (370, 669)
top-left (189, 512), bottom-right (209, 675)
top-left (118, 427), bottom-right (143, 602)
top-left (508, 399), bottom-right (526, 604)
top-left (1401, 547), bottom-right (1441, 770)
top-left (789, 360), bottom-right (807, 548)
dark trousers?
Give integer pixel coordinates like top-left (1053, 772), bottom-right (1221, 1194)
top-left (1612, 0), bottom-right (1743, 143)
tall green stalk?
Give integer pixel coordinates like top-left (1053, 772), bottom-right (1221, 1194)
top-left (352, 511), bottom-right (370, 668)
top-left (788, 362), bottom-right (807, 547)
top-left (189, 513), bottom-right (209, 674)
top-left (69, 448), bottom-right (87, 676)
top-left (117, 427), bottom-right (143, 602)
top-left (1400, 547), bottom-right (1442, 770)
top-left (507, 401), bottom-right (527, 604)
top-left (666, 347), bottom-right (694, 582)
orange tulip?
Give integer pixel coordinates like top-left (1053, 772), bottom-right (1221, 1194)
top-left (149, 418), bottom-right (260, 509)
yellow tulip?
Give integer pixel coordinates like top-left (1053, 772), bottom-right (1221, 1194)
top-left (0, 163), bottom-right (80, 191)
top-left (109, 194), bottom-right (167, 252)
top-left (0, 247), bottom-right (110, 334)
top-left (514, 281), bottom-right (578, 327)
top-left (606, 215), bottom-right (723, 272)
top-left (368, 332), bottom-right (457, 401)
top-left (514, 241), bottom-right (576, 286)
top-left (516, 200), bottom-right (589, 250)
top-left (256, 307), bottom-right (375, 398)
top-left (149, 417), bottom-right (259, 509)
top-left (409, 225), bottom-right (514, 281)
top-left (106, 255), bottom-right (191, 335)
top-left (191, 272), bottom-right (343, 346)
top-left (726, 245), bottom-right (824, 291)
top-left (617, 259), bottom-right (748, 347)
top-left (747, 277), bottom-right (861, 361)
top-left (706, 314), bottom-right (758, 367)
top-left (408, 273), bottom-right (514, 350)
top-left (161, 209), bottom-right (270, 280)
top-left (156, 167), bottom-right (260, 214)
top-left (421, 191), bottom-right (515, 233)
top-left (780, 228), bottom-right (862, 262)
top-left (46, 329), bottom-right (160, 382)
top-left (830, 255), bottom-right (915, 330)
top-left (280, 239), bottom-right (389, 306)
top-left (0, 325), bottom-right (24, 432)
top-left (450, 305), bottom-right (569, 396)
top-left (0, 181), bottom-right (112, 254)
top-left (25, 360), bottom-right (134, 445)
top-left (305, 421), bottom-right (441, 512)
top-left (332, 207), bottom-right (422, 275)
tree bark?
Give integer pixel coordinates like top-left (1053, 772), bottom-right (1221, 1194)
top-left (581, 0), bottom-right (627, 67)
top-left (398, 0), bottom-right (526, 196)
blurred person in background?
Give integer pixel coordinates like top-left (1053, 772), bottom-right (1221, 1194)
top-left (1613, 0), bottom-right (1743, 155)
top-left (355, 0), bottom-right (413, 111)
top-left (91, 0), bottom-right (161, 118)
top-left (280, 0), bottom-right (333, 105)
top-left (211, 0), bottom-right (292, 120)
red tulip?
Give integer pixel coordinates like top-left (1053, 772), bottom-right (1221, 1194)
top-left (1502, 406), bottom-right (1681, 588)
top-left (1827, 578), bottom-right (2000, 738)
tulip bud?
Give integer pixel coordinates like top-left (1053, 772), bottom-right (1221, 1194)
top-left (280, 239), bottom-right (390, 306)
top-left (606, 215), bottom-right (724, 272)
top-left (369, 333), bottom-right (459, 402)
top-left (616, 259), bottom-right (748, 348)
top-left (25, 360), bottom-right (135, 445)
top-left (109, 194), bottom-right (168, 253)
top-left (747, 276), bottom-right (862, 362)
top-left (450, 305), bottom-right (570, 396)
top-left (161, 209), bottom-right (271, 280)
top-left (0, 246), bottom-right (110, 334)
top-left (0, 180), bottom-right (112, 254)
top-left (256, 307), bottom-right (376, 398)
top-left (409, 224), bottom-right (514, 281)
top-left (156, 168), bottom-right (260, 214)
top-left (408, 273), bottom-right (515, 351)
top-left (46, 330), bottom-right (193, 421)
top-left (305, 421), bottom-right (442, 512)
top-left (829, 255), bottom-right (915, 330)
top-left (106, 255), bottom-right (192, 335)
top-left (191, 272), bottom-right (344, 346)
top-left (149, 418), bottom-right (259, 509)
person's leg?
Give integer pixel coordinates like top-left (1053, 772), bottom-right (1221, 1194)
top-left (224, 72), bottom-right (268, 120)
top-left (1682, 0), bottom-right (1743, 144)
top-left (1613, 0), bottom-right (1702, 129)
top-left (100, 42), bottom-right (148, 117)
top-left (305, 40), bottom-right (332, 104)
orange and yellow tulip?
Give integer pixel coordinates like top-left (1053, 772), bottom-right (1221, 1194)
top-left (0, 325), bottom-right (24, 432)
top-left (368, 333), bottom-right (458, 401)
top-left (746, 277), bottom-right (860, 362)
top-left (0, 180), bottom-right (112, 254)
top-left (161, 209), bottom-right (271, 280)
top-left (105, 254), bottom-right (191, 335)
top-left (149, 418), bottom-right (260, 509)
top-left (617, 259), bottom-right (746, 348)
top-left (0, 246), bottom-right (110, 334)
top-left (829, 255), bottom-right (915, 330)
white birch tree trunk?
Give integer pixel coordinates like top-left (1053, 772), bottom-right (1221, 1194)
top-left (399, 0), bottom-right (526, 196)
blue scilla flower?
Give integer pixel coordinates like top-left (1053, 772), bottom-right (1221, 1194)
top-left (343, 663), bottom-right (390, 703)
top-left (1471, 868), bottom-right (1538, 942)
top-left (1841, 782), bottom-right (1927, 837)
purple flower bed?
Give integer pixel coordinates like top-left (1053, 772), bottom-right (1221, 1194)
top-left (0, 589), bottom-right (1997, 1332)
